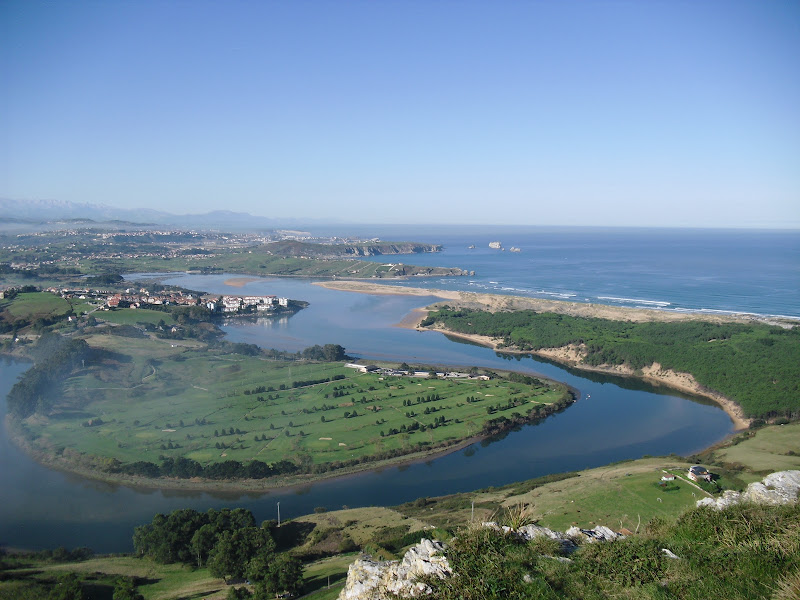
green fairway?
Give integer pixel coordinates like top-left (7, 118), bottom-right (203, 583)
top-left (21, 335), bottom-right (570, 477)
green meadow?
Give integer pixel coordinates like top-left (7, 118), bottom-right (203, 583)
top-left (23, 333), bottom-right (568, 473)
top-left (700, 421), bottom-right (800, 476)
top-left (92, 307), bottom-right (177, 326)
top-left (1, 292), bottom-right (73, 320)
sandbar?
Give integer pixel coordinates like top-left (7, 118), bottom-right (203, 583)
top-left (314, 280), bottom-right (785, 325)
top-left (224, 277), bottom-right (259, 287)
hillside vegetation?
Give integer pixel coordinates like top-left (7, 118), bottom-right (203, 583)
top-left (421, 307), bottom-right (800, 419)
top-left (413, 500), bottom-right (800, 600)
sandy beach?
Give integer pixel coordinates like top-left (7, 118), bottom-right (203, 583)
top-left (314, 280), bottom-right (783, 326)
top-left (315, 279), bottom-right (755, 429)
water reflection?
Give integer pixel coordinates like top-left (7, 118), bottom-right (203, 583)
top-left (0, 275), bottom-right (735, 552)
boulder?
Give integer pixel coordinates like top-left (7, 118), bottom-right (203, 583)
top-left (565, 525), bottom-right (623, 543)
top-left (337, 539), bottom-right (450, 600)
top-left (743, 470), bottom-right (800, 505)
top-left (338, 524), bottom-right (625, 599)
top-left (517, 524), bottom-right (578, 553)
top-left (696, 489), bottom-right (742, 510)
top-left (696, 470), bottom-right (800, 510)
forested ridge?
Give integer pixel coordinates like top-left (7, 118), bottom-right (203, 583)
top-left (421, 308), bottom-right (800, 419)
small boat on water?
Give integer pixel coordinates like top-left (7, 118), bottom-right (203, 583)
top-left (468, 244), bottom-right (475, 249)
top-left (510, 247), bottom-right (521, 253)
top-left (489, 241), bottom-right (502, 249)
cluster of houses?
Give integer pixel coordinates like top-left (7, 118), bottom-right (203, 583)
top-left (46, 287), bottom-right (290, 314)
top-left (49, 287), bottom-right (199, 309)
top-left (207, 295), bottom-right (290, 314)
top-left (344, 363), bottom-right (491, 380)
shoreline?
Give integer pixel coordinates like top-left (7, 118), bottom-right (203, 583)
top-left (4, 413), bottom-right (499, 495)
top-left (314, 279), bottom-right (798, 327)
top-left (1, 276), bottom-right (757, 496)
top-left (315, 279), bottom-right (762, 430)
top-left (408, 322), bottom-right (751, 431)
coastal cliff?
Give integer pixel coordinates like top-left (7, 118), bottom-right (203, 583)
top-left (266, 240), bottom-right (443, 258)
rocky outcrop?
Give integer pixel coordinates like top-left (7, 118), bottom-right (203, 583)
top-left (337, 539), bottom-right (451, 600)
top-left (338, 523), bottom-right (627, 599)
top-left (267, 240), bottom-right (442, 258)
top-left (340, 243), bottom-right (442, 257)
top-left (565, 525), bottom-right (624, 543)
top-left (480, 522), bottom-right (620, 553)
top-left (696, 470), bottom-right (800, 510)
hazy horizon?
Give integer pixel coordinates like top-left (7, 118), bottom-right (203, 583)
top-left (2, 2), bottom-right (799, 229)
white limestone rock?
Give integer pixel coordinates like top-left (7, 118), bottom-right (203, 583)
top-left (337, 539), bottom-right (450, 600)
top-left (517, 524), bottom-right (578, 553)
top-left (565, 525), bottom-right (623, 543)
top-left (743, 470), bottom-right (800, 505)
top-left (696, 489), bottom-right (742, 510)
top-left (696, 470), bottom-right (800, 509)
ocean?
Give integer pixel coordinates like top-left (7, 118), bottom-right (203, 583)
top-left (1, 226), bottom-right (796, 552)
top-left (328, 226), bottom-right (800, 319)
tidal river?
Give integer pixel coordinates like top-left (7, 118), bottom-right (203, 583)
top-left (0, 275), bottom-right (734, 552)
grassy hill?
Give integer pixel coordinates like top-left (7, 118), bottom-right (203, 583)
top-left (3, 452), bottom-right (797, 599)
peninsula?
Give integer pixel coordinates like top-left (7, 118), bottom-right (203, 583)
top-left (315, 280), bottom-right (800, 430)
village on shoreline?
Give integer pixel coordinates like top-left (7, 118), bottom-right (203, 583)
top-left (31, 285), bottom-right (295, 316)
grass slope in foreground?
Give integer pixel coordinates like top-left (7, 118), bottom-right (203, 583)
top-left (13, 330), bottom-right (570, 484)
top-left (421, 307), bottom-right (800, 419)
top-left (3, 456), bottom-right (798, 600)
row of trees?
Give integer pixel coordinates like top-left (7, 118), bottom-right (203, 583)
top-left (133, 508), bottom-right (302, 596)
top-left (116, 457), bottom-right (298, 480)
top-left (424, 307), bottom-right (800, 418)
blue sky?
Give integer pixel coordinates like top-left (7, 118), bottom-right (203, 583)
top-left (1, 1), bottom-right (798, 227)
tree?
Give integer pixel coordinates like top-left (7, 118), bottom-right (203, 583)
top-left (48, 573), bottom-right (85, 600)
top-left (112, 577), bottom-right (144, 600)
top-left (250, 552), bottom-right (303, 599)
top-left (227, 587), bottom-right (253, 600)
top-left (190, 523), bottom-right (218, 567)
top-left (208, 527), bottom-right (275, 582)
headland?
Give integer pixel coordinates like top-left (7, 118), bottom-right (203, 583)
top-left (314, 279), bottom-right (776, 430)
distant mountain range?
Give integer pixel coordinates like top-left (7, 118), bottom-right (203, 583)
top-left (0, 198), bottom-right (327, 230)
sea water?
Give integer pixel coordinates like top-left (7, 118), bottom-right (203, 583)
top-left (2, 226), bottom-right (795, 552)
top-left (331, 226), bottom-right (800, 319)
